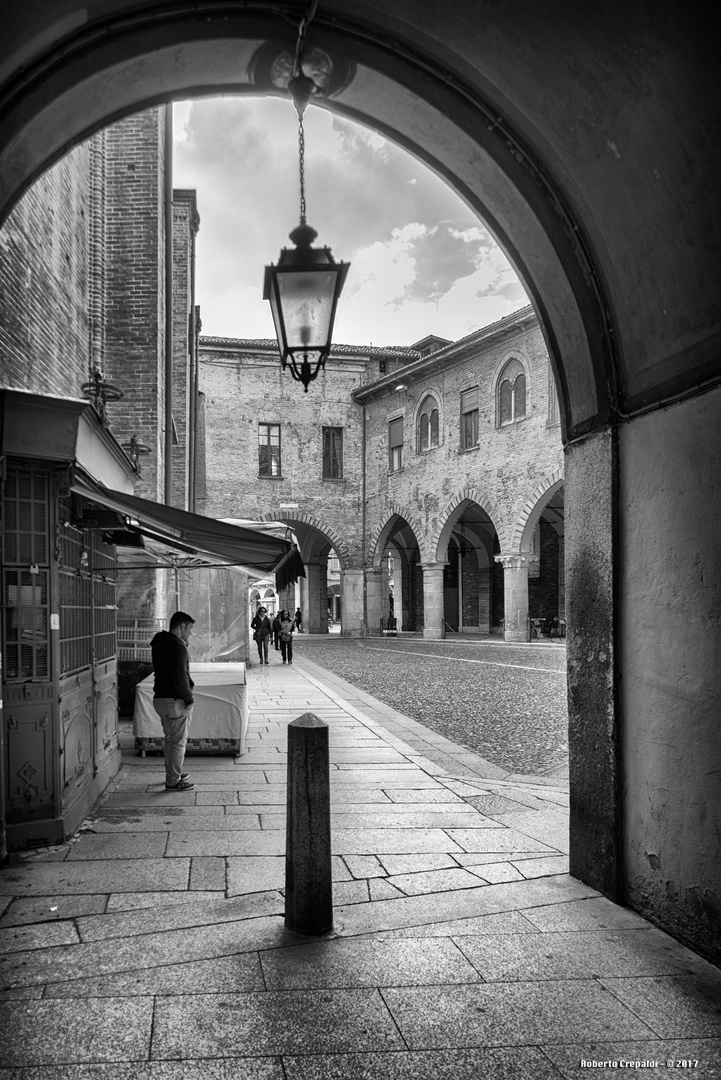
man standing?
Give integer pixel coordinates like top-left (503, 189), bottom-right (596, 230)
top-left (150, 611), bottom-right (195, 791)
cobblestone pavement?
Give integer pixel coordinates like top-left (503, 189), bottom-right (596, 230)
top-left (293, 636), bottom-right (568, 777)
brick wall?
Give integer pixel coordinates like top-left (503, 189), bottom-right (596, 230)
top-left (104, 108), bottom-right (166, 502)
top-left (528, 519), bottom-right (561, 618)
top-left (198, 342), bottom-right (368, 565)
top-left (0, 142), bottom-right (93, 395)
top-left (171, 189), bottom-right (198, 510)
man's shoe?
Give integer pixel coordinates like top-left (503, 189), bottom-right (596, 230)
top-left (165, 779), bottom-right (195, 791)
top-left (180, 772), bottom-right (190, 781)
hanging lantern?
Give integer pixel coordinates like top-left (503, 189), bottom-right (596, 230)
top-left (263, 57), bottom-right (349, 391)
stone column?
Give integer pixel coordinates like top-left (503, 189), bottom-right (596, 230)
top-left (298, 574), bottom-right (309, 626)
top-left (421, 562), bottom-right (446, 639)
top-left (339, 568), bottom-right (364, 637)
top-left (496, 552), bottom-right (530, 642)
top-left (305, 560), bottom-right (328, 634)
top-left (365, 565), bottom-right (384, 636)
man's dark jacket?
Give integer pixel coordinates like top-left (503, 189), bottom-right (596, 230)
top-left (151, 631), bottom-right (194, 705)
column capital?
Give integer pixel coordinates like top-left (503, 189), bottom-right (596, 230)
top-left (494, 551), bottom-right (529, 569)
top-left (419, 561), bottom-right (447, 573)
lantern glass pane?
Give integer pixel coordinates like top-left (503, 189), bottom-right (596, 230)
top-left (277, 269), bottom-right (338, 349)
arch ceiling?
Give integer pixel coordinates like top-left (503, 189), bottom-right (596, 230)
top-left (434, 499), bottom-right (500, 565)
top-left (253, 513), bottom-right (348, 568)
top-left (0, 2), bottom-right (717, 439)
top-left (370, 509), bottom-right (424, 567)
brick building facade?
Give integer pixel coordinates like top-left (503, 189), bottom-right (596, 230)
top-left (0, 109), bottom-right (264, 847)
top-left (198, 308), bottom-right (565, 641)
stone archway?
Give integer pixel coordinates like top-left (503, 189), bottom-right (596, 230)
top-left (0, 4), bottom-right (617, 446)
top-left (2, 2), bottom-right (719, 959)
top-left (253, 512), bottom-right (350, 635)
top-left (428, 492), bottom-right (504, 640)
top-left (368, 508), bottom-right (425, 634)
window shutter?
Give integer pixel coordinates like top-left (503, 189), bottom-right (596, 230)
top-left (461, 387), bottom-right (478, 413)
top-left (389, 417), bottom-right (403, 447)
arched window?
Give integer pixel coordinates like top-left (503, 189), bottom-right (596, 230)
top-left (498, 359), bottom-right (527, 425)
top-left (417, 395), bottom-right (440, 451)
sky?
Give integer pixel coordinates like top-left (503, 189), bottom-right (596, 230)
top-left (173, 97), bottom-right (528, 348)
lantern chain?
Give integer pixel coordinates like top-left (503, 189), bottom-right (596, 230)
top-left (298, 112), bottom-right (307, 226)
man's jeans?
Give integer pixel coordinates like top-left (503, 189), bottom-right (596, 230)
top-left (153, 698), bottom-right (193, 785)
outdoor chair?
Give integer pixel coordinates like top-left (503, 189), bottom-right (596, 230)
top-left (539, 614), bottom-right (561, 639)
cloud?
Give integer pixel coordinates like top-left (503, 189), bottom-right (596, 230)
top-left (173, 97), bottom-right (528, 344)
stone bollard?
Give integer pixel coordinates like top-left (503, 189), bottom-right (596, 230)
top-left (285, 712), bottom-right (333, 934)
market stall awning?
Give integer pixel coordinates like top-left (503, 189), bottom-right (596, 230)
top-left (71, 473), bottom-right (305, 588)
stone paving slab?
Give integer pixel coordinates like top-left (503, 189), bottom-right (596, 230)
top-left (0, 894), bottom-right (107, 927)
top-left (63, 832), bottom-right (169, 858)
top-left (454, 929), bottom-right (714, 982)
top-left (493, 807), bottom-right (569, 853)
top-left (0, 997), bottom-right (153, 1066)
top-left (385, 867), bottom-right (494, 895)
top-left (0, 919), bottom-right (80, 954)
top-left (512, 854), bottom-right (570, 877)
top-left (376, 853), bottom-right (458, 875)
top-left (44, 951), bottom-right (265, 998)
top-left (150, 988), bottom-right (405, 1058)
top-left (189, 855), bottom-right (226, 890)
top-left (165, 828), bottom-right (469, 857)
top-left (472, 862), bottom-right (525, 883)
top-left (363, 910), bottom-right (540, 938)
top-left (0, 915), bottom-right (288, 990)
top-left (381, 980), bottom-right (657, 1048)
top-left (455, 851), bottom-right (560, 867)
top-left (76, 891), bottom-right (284, 942)
top-left (383, 787), bottom-right (469, 803)
top-left (599, 975), bottom-right (721, 1038)
top-left (165, 832), bottom-right (286, 857)
top-left (106, 889), bottom-right (224, 912)
top-left (259, 937), bottom-right (481, 989)
top-left (282, 1046), bottom-right (563, 1080)
top-left (89, 815), bottom-right (262, 832)
top-left (521, 896), bottom-right (653, 933)
top-left (259, 810), bottom-right (494, 830)
top-left (0, 858), bottom-right (190, 896)
top-left (335, 875), bottom-right (598, 936)
top-left (445, 828), bottom-right (557, 853)
top-left (226, 857), bottom-right (285, 895)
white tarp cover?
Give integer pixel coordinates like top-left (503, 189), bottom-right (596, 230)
top-left (133, 662), bottom-right (248, 754)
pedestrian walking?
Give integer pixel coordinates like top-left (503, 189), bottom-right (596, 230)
top-left (150, 611), bottom-right (195, 791)
top-left (294, 607), bottom-right (303, 633)
top-left (272, 611), bottom-right (281, 650)
top-left (279, 608), bottom-right (295, 664)
top-left (251, 606), bottom-right (272, 664)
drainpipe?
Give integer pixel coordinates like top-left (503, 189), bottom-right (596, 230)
top-left (361, 399), bottom-right (367, 635)
top-left (164, 103), bottom-right (173, 505)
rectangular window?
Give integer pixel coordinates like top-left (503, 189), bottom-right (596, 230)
top-left (322, 426), bottom-right (343, 479)
top-left (461, 387), bottom-right (479, 449)
top-left (389, 417), bottom-right (403, 472)
top-left (258, 423), bottom-right (281, 476)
